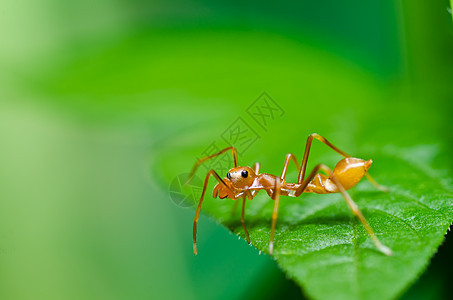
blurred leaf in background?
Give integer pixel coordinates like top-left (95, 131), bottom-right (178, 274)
top-left (0, 0), bottom-right (452, 300)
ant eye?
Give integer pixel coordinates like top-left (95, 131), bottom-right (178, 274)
top-left (241, 170), bottom-right (248, 178)
top-left (227, 172), bottom-right (231, 179)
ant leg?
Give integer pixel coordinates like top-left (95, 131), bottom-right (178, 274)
top-left (241, 195), bottom-right (251, 244)
top-left (363, 173), bottom-right (388, 192)
top-left (193, 169), bottom-right (234, 255)
top-left (187, 146), bottom-right (238, 184)
top-left (230, 201), bottom-right (239, 217)
top-left (254, 162), bottom-right (260, 174)
top-left (327, 165), bottom-right (392, 256)
top-left (269, 177), bottom-right (282, 255)
top-left (280, 153), bottom-right (300, 180)
top-left (294, 164), bottom-right (327, 197)
top-left (296, 164), bottom-right (392, 255)
top-left (297, 133), bottom-right (388, 191)
top-left (298, 134), bottom-right (351, 182)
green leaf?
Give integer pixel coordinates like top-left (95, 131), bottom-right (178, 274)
top-left (196, 143), bottom-right (453, 300)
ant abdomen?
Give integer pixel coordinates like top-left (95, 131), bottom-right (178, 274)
top-left (306, 158), bottom-right (372, 194)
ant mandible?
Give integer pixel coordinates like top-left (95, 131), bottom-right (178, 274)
top-left (187, 133), bottom-right (392, 256)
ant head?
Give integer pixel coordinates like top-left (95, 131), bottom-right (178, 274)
top-left (226, 166), bottom-right (256, 189)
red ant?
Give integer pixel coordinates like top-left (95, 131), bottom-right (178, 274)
top-left (187, 133), bottom-right (392, 256)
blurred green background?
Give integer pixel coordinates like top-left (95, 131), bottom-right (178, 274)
top-left (0, 0), bottom-right (452, 299)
